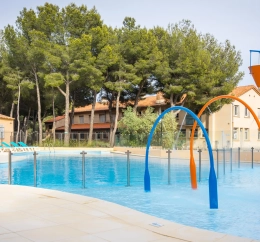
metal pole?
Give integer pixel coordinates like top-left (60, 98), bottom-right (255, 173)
top-left (251, 147), bottom-right (254, 169)
top-left (8, 150), bottom-right (12, 185)
top-left (238, 147), bottom-right (240, 168)
top-left (216, 149), bottom-right (219, 179)
top-left (125, 150), bottom-right (131, 186)
top-left (80, 151), bottom-right (87, 188)
top-left (33, 151), bottom-right (38, 187)
top-left (166, 149), bottom-right (172, 185)
top-left (230, 148), bottom-right (232, 172)
top-left (198, 149), bottom-right (202, 182)
top-left (223, 148), bottom-right (225, 175)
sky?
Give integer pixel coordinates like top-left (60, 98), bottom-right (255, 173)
top-left (0, 0), bottom-right (259, 86)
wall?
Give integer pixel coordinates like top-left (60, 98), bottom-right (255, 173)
top-left (232, 89), bottom-right (260, 148)
top-left (0, 117), bottom-right (14, 143)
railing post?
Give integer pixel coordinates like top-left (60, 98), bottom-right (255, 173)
top-left (166, 149), bottom-right (172, 185)
top-left (238, 147), bottom-right (240, 168)
top-left (33, 151), bottom-right (38, 187)
top-left (251, 147), bottom-right (254, 169)
top-left (230, 147), bottom-right (232, 172)
top-left (216, 149), bottom-right (219, 178)
top-left (198, 149), bottom-right (202, 182)
top-left (223, 148), bottom-right (225, 175)
top-left (80, 151), bottom-right (87, 188)
top-left (8, 150), bottom-right (12, 185)
top-left (125, 150), bottom-right (131, 186)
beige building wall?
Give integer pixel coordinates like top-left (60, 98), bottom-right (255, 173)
top-left (232, 89), bottom-right (260, 148)
top-left (0, 116), bottom-right (14, 143)
top-left (210, 104), bottom-right (232, 149)
top-left (73, 110), bottom-right (123, 124)
top-left (55, 118), bottom-right (65, 129)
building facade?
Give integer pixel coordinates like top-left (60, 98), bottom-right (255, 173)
top-left (44, 86), bottom-right (260, 149)
top-left (0, 114), bottom-right (14, 144)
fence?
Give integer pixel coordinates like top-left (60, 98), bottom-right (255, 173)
top-left (1, 128), bottom-right (260, 149)
top-left (1, 131), bottom-right (112, 146)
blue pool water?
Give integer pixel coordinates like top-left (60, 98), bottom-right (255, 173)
top-left (0, 152), bottom-right (260, 240)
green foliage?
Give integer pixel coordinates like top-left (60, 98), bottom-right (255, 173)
top-left (118, 106), bottom-right (177, 148)
top-left (0, 3), bottom-right (244, 148)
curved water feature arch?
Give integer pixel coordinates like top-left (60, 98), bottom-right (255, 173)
top-left (144, 106), bottom-right (218, 209)
top-left (189, 95), bottom-right (260, 189)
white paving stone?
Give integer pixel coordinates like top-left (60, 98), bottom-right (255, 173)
top-left (0, 185), bottom-right (257, 242)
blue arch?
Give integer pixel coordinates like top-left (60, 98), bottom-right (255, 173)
top-left (144, 106), bottom-right (218, 209)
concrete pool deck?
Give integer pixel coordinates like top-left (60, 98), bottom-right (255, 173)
top-left (0, 185), bottom-right (257, 242)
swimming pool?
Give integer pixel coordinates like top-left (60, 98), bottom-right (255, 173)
top-left (0, 152), bottom-right (259, 240)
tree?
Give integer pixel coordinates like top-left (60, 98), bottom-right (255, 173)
top-left (118, 106), bottom-right (177, 148)
top-left (119, 18), bottom-right (164, 112)
top-left (154, 20), bottom-right (244, 113)
top-left (43, 3), bottom-right (103, 146)
top-left (3, 68), bottom-right (34, 142)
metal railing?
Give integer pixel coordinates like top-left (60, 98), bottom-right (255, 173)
top-left (5, 147), bottom-right (260, 189)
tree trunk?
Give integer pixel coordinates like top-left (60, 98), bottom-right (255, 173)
top-left (64, 80), bottom-right (70, 146)
top-left (110, 90), bottom-right (120, 147)
top-left (88, 90), bottom-right (97, 144)
top-left (15, 83), bottom-right (21, 143)
top-left (10, 102), bottom-right (15, 118)
top-left (170, 93), bottom-right (174, 107)
top-left (52, 92), bottom-right (56, 144)
top-left (34, 71), bottom-right (42, 146)
top-left (24, 107), bottom-right (31, 144)
top-left (69, 100), bottom-right (74, 133)
top-left (133, 79), bottom-right (145, 112)
top-left (108, 96), bottom-right (114, 145)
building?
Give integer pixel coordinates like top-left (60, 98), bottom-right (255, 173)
top-left (181, 85), bottom-right (260, 149)
top-left (0, 114), bottom-right (14, 144)
top-left (44, 93), bottom-right (175, 142)
top-left (44, 86), bottom-right (260, 148)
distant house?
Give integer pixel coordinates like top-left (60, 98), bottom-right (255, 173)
top-left (182, 85), bottom-right (260, 149)
top-left (44, 92), bottom-right (177, 141)
top-left (44, 86), bottom-right (260, 148)
top-left (0, 114), bottom-right (14, 144)
top-left (209, 85), bottom-right (260, 149)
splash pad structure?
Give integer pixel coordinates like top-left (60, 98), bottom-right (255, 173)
top-left (189, 95), bottom-right (260, 189)
top-left (144, 106), bottom-right (218, 209)
top-left (249, 50), bottom-right (260, 88)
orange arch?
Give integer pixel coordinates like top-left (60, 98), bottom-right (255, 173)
top-left (189, 95), bottom-right (260, 189)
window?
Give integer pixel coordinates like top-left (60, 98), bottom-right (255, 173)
top-left (234, 105), bottom-right (239, 116)
top-left (97, 133), bottom-right (101, 139)
top-left (190, 129), bottom-right (198, 138)
top-left (233, 128), bottom-right (238, 140)
top-left (0, 125), bottom-right (4, 139)
top-left (80, 133), bottom-right (85, 139)
top-left (79, 115), bottom-right (84, 124)
top-left (202, 128), bottom-right (208, 137)
top-left (258, 108), bottom-right (260, 119)
top-left (99, 114), bottom-right (106, 123)
top-left (244, 128), bottom-right (249, 140)
top-left (244, 108), bottom-right (250, 117)
top-left (186, 114), bottom-right (194, 125)
top-left (112, 114), bottom-right (116, 122)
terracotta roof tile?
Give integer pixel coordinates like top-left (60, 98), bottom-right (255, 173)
top-left (74, 103), bottom-right (110, 112)
top-left (0, 114), bottom-right (14, 120)
top-left (56, 123), bottom-right (110, 131)
top-left (44, 115), bottom-right (65, 123)
top-left (229, 85), bottom-right (260, 97)
top-left (74, 102), bottom-right (126, 113)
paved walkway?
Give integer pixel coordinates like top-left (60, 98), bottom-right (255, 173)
top-left (0, 185), bottom-right (257, 242)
